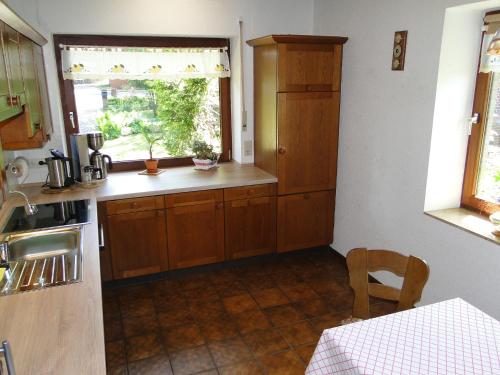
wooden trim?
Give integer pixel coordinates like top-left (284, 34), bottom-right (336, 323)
top-left (461, 73), bottom-right (500, 215)
top-left (247, 34), bottom-right (348, 47)
top-left (0, 2), bottom-right (47, 46)
top-left (53, 34), bottom-right (232, 172)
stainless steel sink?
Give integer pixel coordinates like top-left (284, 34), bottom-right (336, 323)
top-left (0, 226), bottom-right (84, 295)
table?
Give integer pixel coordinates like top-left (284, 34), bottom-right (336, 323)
top-left (306, 298), bottom-right (500, 374)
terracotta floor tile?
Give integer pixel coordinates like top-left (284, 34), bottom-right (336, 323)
top-left (241, 277), bottom-right (277, 292)
top-left (258, 350), bottom-right (305, 375)
top-left (281, 283), bottom-right (319, 302)
top-left (128, 354), bottom-right (173, 375)
top-left (208, 269), bottom-right (238, 286)
top-left (117, 284), bottom-right (150, 301)
top-left (215, 280), bottom-right (248, 297)
top-left (126, 333), bottom-right (164, 362)
top-left (309, 279), bottom-right (345, 295)
top-left (191, 300), bottom-right (228, 322)
top-left (218, 360), bottom-right (264, 375)
top-left (233, 308), bottom-right (271, 334)
top-left (263, 304), bottom-right (305, 327)
top-left (222, 293), bottom-right (258, 315)
top-left (103, 298), bottom-right (121, 320)
top-left (197, 370), bottom-right (219, 375)
top-left (278, 321), bottom-right (319, 347)
top-left (122, 314), bottom-right (159, 338)
top-left (294, 343), bottom-right (317, 365)
top-left (199, 317), bottom-right (239, 342)
top-left (184, 287), bottom-right (220, 308)
top-left (154, 293), bottom-right (188, 313)
top-left (120, 298), bottom-right (156, 318)
top-left (104, 317), bottom-right (123, 342)
top-left (162, 323), bottom-right (205, 352)
top-left (293, 298), bottom-right (331, 318)
top-left (178, 274), bottom-right (212, 291)
top-left (322, 290), bottom-right (354, 311)
top-left (251, 288), bottom-right (289, 308)
top-left (208, 337), bottom-right (252, 367)
top-left (157, 308), bottom-right (193, 329)
top-left (170, 346), bottom-right (215, 375)
top-left (105, 340), bottom-right (126, 369)
top-left (243, 329), bottom-right (290, 356)
top-left (309, 310), bottom-right (352, 333)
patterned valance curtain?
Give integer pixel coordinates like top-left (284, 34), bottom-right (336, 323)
top-left (61, 46), bottom-right (231, 80)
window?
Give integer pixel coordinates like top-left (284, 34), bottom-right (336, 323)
top-left (462, 12), bottom-right (500, 215)
top-left (54, 35), bottom-right (231, 171)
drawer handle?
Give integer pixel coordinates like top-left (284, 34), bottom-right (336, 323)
top-left (131, 202), bottom-right (139, 208)
top-left (216, 202), bottom-right (224, 209)
top-left (247, 189), bottom-right (255, 195)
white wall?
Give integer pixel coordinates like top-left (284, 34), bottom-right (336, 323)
top-left (314, 0), bottom-right (500, 319)
top-left (7, 0), bottom-right (314, 181)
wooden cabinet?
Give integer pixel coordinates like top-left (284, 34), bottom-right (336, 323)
top-left (277, 42), bottom-right (343, 92)
top-left (248, 35), bottom-right (346, 252)
top-left (166, 190), bottom-right (225, 269)
top-left (225, 184), bottom-right (276, 259)
top-left (277, 92), bottom-right (339, 195)
top-left (277, 190), bottom-right (335, 253)
top-left (0, 13), bottom-right (52, 149)
top-left (107, 209), bottom-right (168, 279)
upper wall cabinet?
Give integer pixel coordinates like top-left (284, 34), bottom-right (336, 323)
top-left (277, 42), bottom-right (343, 92)
top-left (0, 2), bottom-right (52, 150)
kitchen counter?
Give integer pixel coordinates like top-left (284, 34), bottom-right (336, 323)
top-left (0, 162), bottom-right (276, 374)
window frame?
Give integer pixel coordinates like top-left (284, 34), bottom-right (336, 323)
top-left (53, 34), bottom-right (232, 172)
top-left (462, 15), bottom-right (500, 215)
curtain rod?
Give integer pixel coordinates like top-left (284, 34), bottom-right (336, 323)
top-left (59, 44), bottom-right (228, 51)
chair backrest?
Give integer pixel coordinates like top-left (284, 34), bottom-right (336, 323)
top-left (346, 248), bottom-right (430, 319)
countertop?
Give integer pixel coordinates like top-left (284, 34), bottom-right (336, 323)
top-left (0, 162), bottom-right (276, 374)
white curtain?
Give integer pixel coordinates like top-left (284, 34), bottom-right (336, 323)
top-left (61, 46), bottom-right (231, 80)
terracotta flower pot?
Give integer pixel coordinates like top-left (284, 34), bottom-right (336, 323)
top-left (144, 159), bottom-right (159, 173)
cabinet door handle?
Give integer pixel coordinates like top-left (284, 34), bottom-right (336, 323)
top-left (0, 340), bottom-right (16, 375)
top-left (216, 202), bottom-right (224, 209)
top-left (98, 223), bottom-right (105, 249)
top-left (278, 146), bottom-right (287, 154)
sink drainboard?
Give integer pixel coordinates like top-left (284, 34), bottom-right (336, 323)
top-left (2, 253), bottom-right (82, 294)
top-left (0, 226), bottom-right (84, 295)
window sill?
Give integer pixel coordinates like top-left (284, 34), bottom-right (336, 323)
top-left (425, 208), bottom-right (500, 245)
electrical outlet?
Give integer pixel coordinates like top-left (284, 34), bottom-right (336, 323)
top-left (244, 140), bottom-right (253, 156)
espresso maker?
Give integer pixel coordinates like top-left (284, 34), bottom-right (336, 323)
top-left (87, 132), bottom-right (112, 179)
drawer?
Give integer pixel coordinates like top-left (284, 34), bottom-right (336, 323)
top-left (106, 196), bottom-right (164, 215)
top-left (165, 189), bottom-right (223, 208)
top-left (224, 184), bottom-right (276, 201)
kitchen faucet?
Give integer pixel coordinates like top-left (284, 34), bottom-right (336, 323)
top-left (9, 191), bottom-right (38, 216)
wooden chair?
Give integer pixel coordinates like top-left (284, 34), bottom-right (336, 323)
top-left (346, 247), bottom-right (430, 320)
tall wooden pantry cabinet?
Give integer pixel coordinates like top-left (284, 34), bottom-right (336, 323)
top-left (247, 35), bottom-right (347, 253)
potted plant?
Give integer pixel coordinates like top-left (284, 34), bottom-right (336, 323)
top-left (137, 120), bottom-right (163, 173)
top-left (192, 139), bottom-right (219, 170)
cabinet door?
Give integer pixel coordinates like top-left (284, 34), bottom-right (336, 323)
top-left (225, 196), bottom-right (276, 259)
top-left (277, 92), bottom-right (339, 195)
top-left (19, 34), bottom-right (40, 137)
top-left (277, 190), bottom-right (335, 253)
top-left (3, 24), bottom-right (24, 98)
top-left (167, 202), bottom-right (224, 269)
top-left (277, 43), bottom-right (342, 92)
top-left (0, 23), bottom-right (21, 122)
top-left (33, 45), bottom-right (53, 139)
top-left (108, 210), bottom-right (168, 279)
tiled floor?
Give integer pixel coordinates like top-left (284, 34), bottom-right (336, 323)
top-left (102, 247), bottom-right (396, 375)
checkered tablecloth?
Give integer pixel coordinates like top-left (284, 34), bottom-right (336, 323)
top-left (306, 298), bottom-right (500, 375)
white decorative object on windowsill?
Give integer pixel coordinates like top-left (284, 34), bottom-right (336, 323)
top-left (192, 157), bottom-right (218, 171)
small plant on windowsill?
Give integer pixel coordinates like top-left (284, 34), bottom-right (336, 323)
top-left (192, 139), bottom-right (219, 170)
top-left (489, 170), bottom-right (500, 236)
top-left (137, 120), bottom-right (163, 173)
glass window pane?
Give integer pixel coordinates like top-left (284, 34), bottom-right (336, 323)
top-left (73, 77), bottom-right (221, 162)
top-left (477, 72), bottom-right (500, 204)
